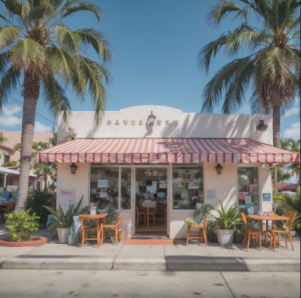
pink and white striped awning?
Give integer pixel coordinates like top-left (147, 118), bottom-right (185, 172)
top-left (38, 138), bottom-right (300, 164)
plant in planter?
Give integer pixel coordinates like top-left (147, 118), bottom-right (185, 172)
top-left (233, 222), bottom-right (245, 243)
top-left (27, 190), bottom-right (54, 228)
top-left (44, 198), bottom-right (82, 244)
top-left (184, 218), bottom-right (195, 226)
top-left (212, 201), bottom-right (241, 246)
top-left (103, 207), bottom-right (117, 239)
top-left (4, 210), bottom-right (40, 242)
top-left (206, 220), bottom-right (218, 242)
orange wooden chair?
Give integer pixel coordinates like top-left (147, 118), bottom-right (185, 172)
top-left (136, 206), bottom-right (147, 226)
top-left (148, 207), bottom-right (156, 226)
top-left (104, 212), bottom-right (123, 245)
top-left (241, 213), bottom-right (263, 251)
top-left (186, 214), bottom-right (208, 246)
top-left (79, 214), bottom-right (102, 248)
top-left (268, 211), bottom-right (296, 252)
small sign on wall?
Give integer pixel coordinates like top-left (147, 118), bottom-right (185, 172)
top-left (59, 189), bottom-right (75, 205)
top-left (206, 189), bottom-right (216, 199)
top-left (263, 193), bottom-right (271, 201)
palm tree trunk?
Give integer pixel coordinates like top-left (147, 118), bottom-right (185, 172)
top-left (15, 73), bottom-right (40, 211)
top-left (273, 106), bottom-right (281, 194)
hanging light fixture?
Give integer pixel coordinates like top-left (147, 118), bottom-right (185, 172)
top-left (147, 111), bottom-right (156, 126)
top-left (215, 163), bottom-right (223, 175)
top-left (70, 163), bottom-right (78, 174)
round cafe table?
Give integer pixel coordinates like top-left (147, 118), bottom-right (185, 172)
top-left (247, 214), bottom-right (290, 244)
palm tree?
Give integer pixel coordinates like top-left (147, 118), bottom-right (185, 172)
top-left (15, 140), bottom-right (57, 191)
top-left (0, 0), bottom-right (111, 211)
top-left (198, 0), bottom-right (300, 149)
top-left (0, 133), bottom-right (8, 159)
top-left (287, 139), bottom-right (300, 183)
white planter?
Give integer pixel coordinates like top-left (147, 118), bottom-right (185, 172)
top-left (216, 229), bottom-right (235, 246)
top-left (57, 228), bottom-right (71, 244)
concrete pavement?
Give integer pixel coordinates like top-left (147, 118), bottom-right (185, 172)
top-left (0, 270), bottom-right (299, 298)
top-left (0, 227), bottom-right (299, 272)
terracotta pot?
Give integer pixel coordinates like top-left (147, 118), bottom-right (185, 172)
top-left (0, 236), bottom-right (47, 247)
top-left (57, 228), bottom-right (71, 244)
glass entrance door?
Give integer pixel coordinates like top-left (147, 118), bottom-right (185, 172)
top-left (135, 167), bottom-right (168, 235)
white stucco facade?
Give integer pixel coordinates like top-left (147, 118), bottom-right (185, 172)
top-left (56, 106), bottom-right (273, 239)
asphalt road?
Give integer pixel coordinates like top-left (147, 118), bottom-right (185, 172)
top-left (0, 270), bottom-right (299, 298)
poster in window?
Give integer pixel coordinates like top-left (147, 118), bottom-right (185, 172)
top-left (98, 180), bottom-right (108, 188)
top-left (249, 184), bottom-right (258, 194)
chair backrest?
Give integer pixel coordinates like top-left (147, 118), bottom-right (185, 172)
top-left (203, 213), bottom-right (208, 228)
top-left (117, 212), bottom-right (123, 228)
top-left (285, 211), bottom-right (296, 231)
top-left (240, 213), bottom-right (248, 228)
top-left (135, 206), bottom-right (139, 214)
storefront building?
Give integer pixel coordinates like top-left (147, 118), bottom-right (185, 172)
top-left (38, 106), bottom-right (299, 239)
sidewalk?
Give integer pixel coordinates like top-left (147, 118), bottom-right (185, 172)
top-left (0, 224), bottom-right (299, 272)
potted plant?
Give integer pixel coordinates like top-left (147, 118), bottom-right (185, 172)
top-left (206, 220), bottom-right (218, 242)
top-left (0, 210), bottom-right (47, 247)
top-left (233, 222), bottom-right (245, 243)
top-left (212, 201), bottom-right (241, 246)
top-left (103, 207), bottom-right (117, 240)
top-left (44, 198), bottom-right (82, 244)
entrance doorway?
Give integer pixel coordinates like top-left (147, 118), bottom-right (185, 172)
top-left (134, 167), bottom-right (168, 237)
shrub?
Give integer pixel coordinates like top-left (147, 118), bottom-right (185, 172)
top-left (5, 210), bottom-right (39, 242)
top-left (27, 190), bottom-right (54, 223)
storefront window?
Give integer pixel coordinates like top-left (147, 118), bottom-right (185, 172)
top-left (172, 164), bottom-right (203, 210)
top-left (121, 168), bottom-right (131, 210)
top-left (90, 166), bottom-right (119, 210)
top-left (237, 167), bottom-right (259, 215)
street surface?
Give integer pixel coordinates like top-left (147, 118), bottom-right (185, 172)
top-left (0, 270), bottom-right (299, 298)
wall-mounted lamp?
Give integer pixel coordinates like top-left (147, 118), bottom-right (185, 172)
top-left (147, 111), bottom-right (156, 126)
top-left (215, 163), bottom-right (223, 175)
top-left (256, 120), bottom-right (268, 131)
top-left (70, 163), bottom-right (78, 174)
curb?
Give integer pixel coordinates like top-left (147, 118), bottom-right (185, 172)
top-left (1, 257), bottom-right (299, 272)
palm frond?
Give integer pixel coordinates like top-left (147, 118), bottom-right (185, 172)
top-left (0, 26), bottom-right (21, 50)
top-left (10, 38), bottom-right (47, 73)
top-left (0, 66), bottom-right (21, 109)
top-left (201, 54), bottom-right (255, 113)
top-left (75, 56), bottom-right (111, 123)
top-left (206, 1), bottom-right (249, 27)
top-left (55, 25), bottom-right (80, 54)
top-left (47, 45), bottom-right (77, 83)
top-left (76, 28), bottom-right (111, 62)
top-left (60, 0), bottom-right (101, 22)
top-left (41, 74), bottom-right (71, 121)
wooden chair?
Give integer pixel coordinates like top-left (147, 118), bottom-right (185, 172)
top-left (241, 213), bottom-right (263, 251)
top-left (268, 211), bottom-right (296, 252)
top-left (104, 212), bottom-right (123, 245)
top-left (186, 214), bottom-right (208, 246)
top-left (136, 206), bottom-right (147, 226)
top-left (148, 207), bottom-right (156, 226)
top-left (79, 215), bottom-right (101, 248)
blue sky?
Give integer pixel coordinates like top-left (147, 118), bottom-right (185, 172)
top-left (0, 0), bottom-right (300, 142)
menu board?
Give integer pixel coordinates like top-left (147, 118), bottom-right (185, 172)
top-left (59, 189), bottom-right (75, 205)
